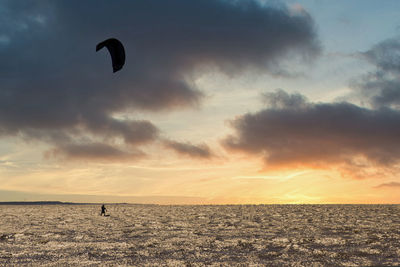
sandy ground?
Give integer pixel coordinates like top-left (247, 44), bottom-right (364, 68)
top-left (1, 204), bottom-right (400, 266)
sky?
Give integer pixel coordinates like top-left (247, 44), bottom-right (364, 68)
top-left (1, 0), bottom-right (400, 204)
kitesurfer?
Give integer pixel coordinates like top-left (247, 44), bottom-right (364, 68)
top-left (101, 204), bottom-right (107, 216)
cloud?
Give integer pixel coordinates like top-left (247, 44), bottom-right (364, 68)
top-left (83, 119), bottom-right (159, 146)
top-left (45, 143), bottom-right (145, 162)
top-left (223, 90), bottom-right (400, 176)
top-left (164, 140), bottom-right (213, 159)
top-left (374, 182), bottom-right (400, 189)
top-left (0, 0), bottom-right (320, 160)
top-left (355, 37), bottom-right (400, 109)
top-left (262, 89), bottom-right (309, 109)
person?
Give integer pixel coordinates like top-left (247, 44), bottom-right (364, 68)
top-left (101, 204), bottom-right (107, 216)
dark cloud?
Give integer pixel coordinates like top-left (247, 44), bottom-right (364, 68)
top-left (0, 0), bottom-right (319, 160)
top-left (164, 140), bottom-right (213, 159)
top-left (223, 90), bottom-right (400, 174)
top-left (363, 37), bottom-right (400, 74)
top-left (45, 143), bottom-right (145, 162)
top-left (262, 89), bottom-right (308, 109)
top-left (83, 119), bottom-right (159, 146)
top-left (355, 37), bottom-right (400, 109)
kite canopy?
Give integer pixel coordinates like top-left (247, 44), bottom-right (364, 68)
top-left (96, 38), bottom-right (125, 73)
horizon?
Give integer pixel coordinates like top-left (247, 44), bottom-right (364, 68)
top-left (1, 0), bottom-right (400, 204)
top-left (2, 200), bottom-right (400, 205)
top-left (1, 189), bottom-right (400, 205)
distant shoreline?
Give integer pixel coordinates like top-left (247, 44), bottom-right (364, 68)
top-left (0, 201), bottom-right (129, 205)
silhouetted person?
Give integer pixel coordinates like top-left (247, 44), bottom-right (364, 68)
top-left (101, 204), bottom-right (107, 216)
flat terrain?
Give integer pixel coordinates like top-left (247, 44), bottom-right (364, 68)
top-left (1, 204), bottom-right (400, 266)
